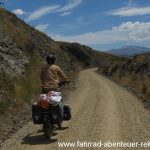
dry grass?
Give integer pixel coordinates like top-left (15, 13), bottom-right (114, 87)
top-left (0, 53), bottom-right (42, 113)
top-left (14, 53), bottom-right (42, 103)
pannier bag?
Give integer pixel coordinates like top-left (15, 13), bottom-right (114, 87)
top-left (51, 103), bottom-right (63, 124)
top-left (32, 102), bottom-right (44, 124)
top-left (38, 93), bottom-right (62, 109)
top-left (38, 94), bottom-right (50, 110)
top-left (38, 99), bottom-right (49, 110)
top-left (63, 104), bottom-right (71, 121)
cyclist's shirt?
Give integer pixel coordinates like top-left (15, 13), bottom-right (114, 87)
top-left (41, 64), bottom-right (68, 92)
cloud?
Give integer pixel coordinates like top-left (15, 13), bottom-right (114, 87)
top-left (107, 6), bottom-right (150, 17)
top-left (112, 22), bottom-right (150, 41)
top-left (35, 24), bottom-right (49, 32)
top-left (50, 22), bottom-right (150, 45)
top-left (58, 0), bottom-right (83, 12)
top-left (60, 11), bottom-right (72, 16)
top-left (12, 9), bottom-right (27, 15)
top-left (26, 5), bottom-right (60, 22)
top-left (26, 0), bottom-right (83, 22)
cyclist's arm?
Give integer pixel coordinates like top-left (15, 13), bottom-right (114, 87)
top-left (57, 66), bottom-right (68, 81)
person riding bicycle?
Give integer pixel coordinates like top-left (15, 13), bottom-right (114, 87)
top-left (41, 54), bottom-right (69, 128)
top-left (41, 54), bottom-right (69, 94)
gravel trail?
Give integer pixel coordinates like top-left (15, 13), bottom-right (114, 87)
top-left (1, 69), bottom-right (150, 150)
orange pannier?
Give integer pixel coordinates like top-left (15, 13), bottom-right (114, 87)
top-left (38, 99), bottom-right (49, 110)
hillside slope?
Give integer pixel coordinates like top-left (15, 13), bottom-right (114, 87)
top-left (0, 8), bottom-right (120, 74)
top-left (98, 53), bottom-right (150, 109)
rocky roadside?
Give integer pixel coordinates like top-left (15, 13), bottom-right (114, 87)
top-left (0, 104), bottom-right (31, 147)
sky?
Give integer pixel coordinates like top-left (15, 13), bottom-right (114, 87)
top-left (2, 0), bottom-right (150, 51)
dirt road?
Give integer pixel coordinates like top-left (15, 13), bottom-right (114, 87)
top-left (1, 69), bottom-right (150, 150)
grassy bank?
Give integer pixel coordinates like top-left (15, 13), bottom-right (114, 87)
top-left (0, 53), bottom-right (42, 113)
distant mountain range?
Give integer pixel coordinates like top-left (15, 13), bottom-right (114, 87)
top-left (107, 45), bottom-right (150, 56)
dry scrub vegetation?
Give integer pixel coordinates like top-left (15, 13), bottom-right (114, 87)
top-left (98, 53), bottom-right (150, 109)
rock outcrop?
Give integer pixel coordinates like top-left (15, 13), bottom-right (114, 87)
top-left (0, 30), bottom-right (29, 77)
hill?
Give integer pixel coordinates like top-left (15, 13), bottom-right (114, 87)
top-left (107, 45), bottom-right (150, 56)
top-left (98, 52), bottom-right (150, 110)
